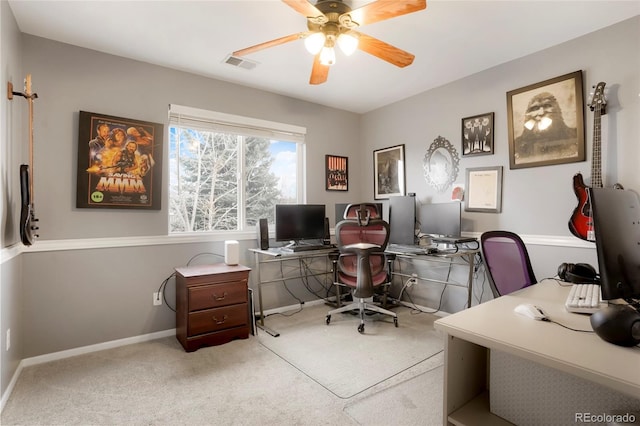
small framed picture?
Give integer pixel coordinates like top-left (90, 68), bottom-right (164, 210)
top-left (462, 112), bottom-right (494, 156)
top-left (373, 145), bottom-right (405, 199)
top-left (465, 166), bottom-right (503, 213)
top-left (325, 155), bottom-right (348, 191)
top-left (507, 70), bottom-right (585, 169)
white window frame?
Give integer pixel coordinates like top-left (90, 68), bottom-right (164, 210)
top-left (168, 104), bottom-right (307, 239)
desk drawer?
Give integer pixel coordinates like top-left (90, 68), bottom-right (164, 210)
top-left (188, 282), bottom-right (247, 311)
top-left (188, 304), bottom-right (248, 336)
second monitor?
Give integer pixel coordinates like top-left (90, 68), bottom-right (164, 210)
top-left (419, 202), bottom-right (461, 237)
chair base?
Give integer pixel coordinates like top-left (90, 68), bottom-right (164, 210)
top-left (326, 298), bottom-right (398, 333)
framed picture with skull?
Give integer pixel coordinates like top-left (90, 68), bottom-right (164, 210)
top-left (506, 70), bottom-right (585, 169)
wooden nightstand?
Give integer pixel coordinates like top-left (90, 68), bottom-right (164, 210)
top-left (175, 263), bottom-right (251, 352)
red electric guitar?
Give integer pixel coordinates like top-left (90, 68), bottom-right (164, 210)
top-left (568, 82), bottom-right (621, 241)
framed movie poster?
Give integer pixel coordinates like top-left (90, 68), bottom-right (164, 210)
top-left (76, 111), bottom-right (163, 209)
top-left (325, 155), bottom-right (348, 191)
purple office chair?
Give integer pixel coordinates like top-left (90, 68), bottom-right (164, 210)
top-left (480, 231), bottom-right (537, 297)
top-left (326, 203), bottom-right (398, 333)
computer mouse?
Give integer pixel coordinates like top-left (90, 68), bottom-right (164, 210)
top-left (590, 304), bottom-right (640, 347)
top-left (514, 303), bottom-right (548, 321)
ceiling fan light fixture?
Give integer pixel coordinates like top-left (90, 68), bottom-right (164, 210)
top-left (319, 46), bottom-right (336, 66)
top-left (337, 32), bottom-right (359, 56)
top-left (304, 32), bottom-right (326, 55)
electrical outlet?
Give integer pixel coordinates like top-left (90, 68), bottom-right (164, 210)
top-left (6, 328), bottom-right (10, 351)
top-left (153, 292), bottom-right (162, 306)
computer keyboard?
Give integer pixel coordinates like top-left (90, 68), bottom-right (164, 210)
top-left (280, 244), bottom-right (327, 252)
top-left (387, 244), bottom-right (434, 255)
top-left (565, 283), bottom-right (607, 314)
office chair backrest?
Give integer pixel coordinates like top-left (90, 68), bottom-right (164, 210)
top-left (336, 205), bottom-right (390, 284)
top-left (343, 203), bottom-right (381, 222)
top-left (481, 230), bottom-right (537, 297)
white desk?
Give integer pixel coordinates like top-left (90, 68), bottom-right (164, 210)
top-left (249, 247), bottom-right (336, 336)
top-left (434, 279), bottom-right (640, 425)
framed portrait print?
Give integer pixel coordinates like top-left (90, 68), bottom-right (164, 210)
top-left (76, 111), bottom-right (163, 209)
top-left (326, 155), bottom-right (348, 191)
top-left (462, 112), bottom-right (494, 156)
top-left (373, 144), bottom-right (405, 199)
top-left (465, 166), bottom-right (503, 213)
top-left (507, 70), bottom-right (585, 169)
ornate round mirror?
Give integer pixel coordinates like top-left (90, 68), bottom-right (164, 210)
top-left (423, 136), bottom-right (460, 193)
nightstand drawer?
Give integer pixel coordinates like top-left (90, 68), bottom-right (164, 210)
top-left (188, 282), bottom-right (247, 311)
top-left (188, 304), bottom-right (248, 336)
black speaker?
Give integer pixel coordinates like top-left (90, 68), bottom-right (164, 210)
top-left (256, 218), bottom-right (269, 250)
top-left (323, 217), bottom-right (331, 245)
top-left (557, 262), bottom-right (599, 284)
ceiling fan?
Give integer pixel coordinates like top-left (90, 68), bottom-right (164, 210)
top-left (233, 0), bottom-right (427, 85)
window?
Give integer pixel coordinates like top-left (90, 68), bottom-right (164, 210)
top-left (168, 105), bottom-right (306, 233)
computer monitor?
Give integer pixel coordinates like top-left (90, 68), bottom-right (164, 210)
top-left (275, 204), bottom-right (326, 243)
top-left (389, 195), bottom-right (416, 245)
top-left (591, 188), bottom-right (640, 301)
top-left (418, 202), bottom-right (461, 236)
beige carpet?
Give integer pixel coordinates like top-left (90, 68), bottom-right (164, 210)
top-left (258, 303), bottom-right (444, 399)
top-left (1, 303), bottom-right (445, 425)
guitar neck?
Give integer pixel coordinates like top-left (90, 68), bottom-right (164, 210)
top-left (591, 103), bottom-right (603, 188)
top-left (25, 74), bottom-right (36, 204)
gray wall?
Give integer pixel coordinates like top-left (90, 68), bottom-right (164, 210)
top-left (1, 0), bottom-right (638, 403)
top-left (1, 0), bottom-right (26, 401)
top-left (359, 16), bottom-right (639, 310)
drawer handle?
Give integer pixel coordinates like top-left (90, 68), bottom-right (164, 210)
top-left (212, 292), bottom-right (228, 301)
top-left (212, 315), bottom-right (228, 325)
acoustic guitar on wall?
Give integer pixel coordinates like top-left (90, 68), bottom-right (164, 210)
top-left (9, 74), bottom-right (40, 245)
top-left (568, 81), bottom-right (622, 241)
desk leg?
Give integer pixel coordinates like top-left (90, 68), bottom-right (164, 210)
top-left (253, 251), bottom-right (280, 337)
top-left (467, 253), bottom-right (475, 308)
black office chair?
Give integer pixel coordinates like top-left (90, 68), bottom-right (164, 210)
top-left (480, 230), bottom-right (537, 297)
top-left (326, 203), bottom-right (398, 333)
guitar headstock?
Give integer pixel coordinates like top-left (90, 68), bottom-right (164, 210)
top-left (588, 81), bottom-right (606, 114)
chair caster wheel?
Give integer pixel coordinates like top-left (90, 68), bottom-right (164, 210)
top-left (326, 315), bottom-right (331, 325)
top-left (358, 324), bottom-right (365, 333)
top-left (394, 317), bottom-right (398, 327)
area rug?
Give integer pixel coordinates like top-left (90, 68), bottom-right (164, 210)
top-left (257, 303), bottom-right (444, 399)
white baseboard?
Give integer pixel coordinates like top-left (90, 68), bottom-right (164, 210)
top-left (1, 328), bottom-right (175, 413)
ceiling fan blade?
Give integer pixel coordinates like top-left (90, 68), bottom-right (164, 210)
top-left (309, 54), bottom-right (329, 85)
top-left (356, 32), bottom-right (415, 68)
top-left (233, 32), bottom-right (306, 57)
top-left (282, 0), bottom-right (324, 19)
top-left (348, 0), bottom-right (426, 27)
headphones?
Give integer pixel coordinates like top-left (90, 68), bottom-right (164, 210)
top-left (557, 262), bottom-right (599, 284)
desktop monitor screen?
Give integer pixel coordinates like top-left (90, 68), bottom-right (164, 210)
top-left (591, 188), bottom-right (640, 301)
top-left (275, 204), bottom-right (326, 242)
top-left (419, 202), bottom-right (461, 236)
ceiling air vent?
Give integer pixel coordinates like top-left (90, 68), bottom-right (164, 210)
top-left (224, 55), bottom-right (258, 70)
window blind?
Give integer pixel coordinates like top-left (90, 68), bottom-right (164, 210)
top-left (169, 104), bottom-right (306, 143)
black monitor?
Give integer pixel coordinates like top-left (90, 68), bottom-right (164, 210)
top-left (591, 188), bottom-right (640, 301)
top-left (418, 202), bottom-right (461, 236)
top-left (389, 195), bottom-right (416, 245)
top-left (275, 204), bottom-right (326, 242)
